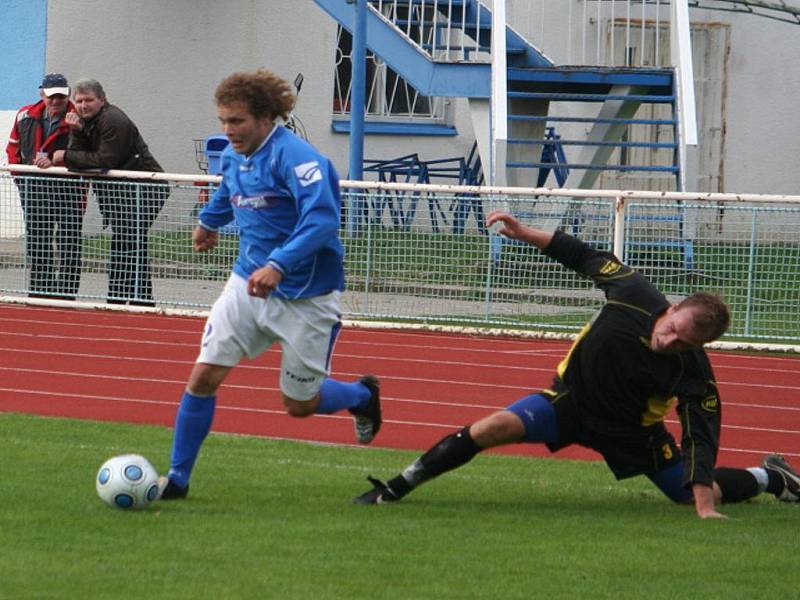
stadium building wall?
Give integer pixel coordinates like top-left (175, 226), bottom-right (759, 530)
top-left (1, 1), bottom-right (799, 195)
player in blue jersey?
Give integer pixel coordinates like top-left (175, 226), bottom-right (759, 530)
top-left (159, 69), bottom-right (381, 500)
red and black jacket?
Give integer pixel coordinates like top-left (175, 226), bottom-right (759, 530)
top-left (5, 99), bottom-right (76, 165)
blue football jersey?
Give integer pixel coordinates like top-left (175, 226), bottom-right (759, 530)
top-left (199, 126), bottom-right (345, 299)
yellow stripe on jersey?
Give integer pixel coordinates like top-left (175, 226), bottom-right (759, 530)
top-left (557, 320), bottom-right (593, 379)
top-left (641, 395), bottom-right (677, 426)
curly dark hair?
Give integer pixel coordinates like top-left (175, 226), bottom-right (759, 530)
top-left (677, 291), bottom-right (731, 343)
top-left (214, 69), bottom-right (295, 121)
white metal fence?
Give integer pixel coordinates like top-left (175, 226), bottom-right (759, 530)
top-left (2, 165), bottom-right (800, 343)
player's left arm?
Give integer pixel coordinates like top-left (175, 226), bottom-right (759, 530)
top-left (692, 483), bottom-right (726, 519)
top-left (266, 153), bottom-right (340, 274)
top-left (676, 360), bottom-right (723, 514)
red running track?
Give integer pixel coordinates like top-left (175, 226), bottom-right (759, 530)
top-left (1, 303), bottom-right (798, 469)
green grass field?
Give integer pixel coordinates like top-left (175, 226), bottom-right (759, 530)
top-left (1, 413), bottom-right (795, 599)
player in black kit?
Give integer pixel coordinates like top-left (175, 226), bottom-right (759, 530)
top-left (354, 211), bottom-right (800, 518)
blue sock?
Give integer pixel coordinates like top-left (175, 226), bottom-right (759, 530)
top-left (168, 391), bottom-right (216, 488)
top-left (316, 378), bottom-right (370, 415)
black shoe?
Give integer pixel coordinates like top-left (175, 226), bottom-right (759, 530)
top-left (351, 375), bottom-right (382, 444)
top-left (352, 476), bottom-right (399, 505)
top-left (763, 454), bottom-right (800, 502)
top-left (157, 476), bottom-right (189, 500)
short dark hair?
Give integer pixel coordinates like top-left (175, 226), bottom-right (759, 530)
top-left (677, 292), bottom-right (731, 343)
top-left (214, 69), bottom-right (295, 121)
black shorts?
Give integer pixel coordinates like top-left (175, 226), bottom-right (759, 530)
top-left (546, 394), bottom-right (683, 480)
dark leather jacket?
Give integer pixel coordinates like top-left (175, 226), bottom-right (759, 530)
top-left (64, 103), bottom-right (162, 172)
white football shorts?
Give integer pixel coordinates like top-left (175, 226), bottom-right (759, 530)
top-left (197, 274), bottom-right (342, 401)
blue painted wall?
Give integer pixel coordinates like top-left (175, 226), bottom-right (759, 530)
top-left (0, 0), bottom-right (48, 109)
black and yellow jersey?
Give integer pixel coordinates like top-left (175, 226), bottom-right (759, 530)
top-left (541, 231), bottom-right (721, 487)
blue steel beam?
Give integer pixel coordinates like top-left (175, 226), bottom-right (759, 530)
top-left (315, 0), bottom-right (492, 97)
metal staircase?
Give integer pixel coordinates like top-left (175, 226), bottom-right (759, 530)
top-left (314, 0), bottom-right (682, 193)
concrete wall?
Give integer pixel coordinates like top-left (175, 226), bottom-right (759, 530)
top-left (43, 0), bottom-right (474, 178)
top-left (720, 16), bottom-right (800, 194)
top-left (4, 0), bottom-right (798, 193)
top-left (506, 2), bottom-right (800, 195)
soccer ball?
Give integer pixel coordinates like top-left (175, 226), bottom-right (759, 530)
top-left (95, 454), bottom-right (161, 510)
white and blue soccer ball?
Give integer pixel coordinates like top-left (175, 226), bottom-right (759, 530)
top-left (96, 454), bottom-right (160, 510)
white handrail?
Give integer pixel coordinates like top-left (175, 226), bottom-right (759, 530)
top-left (5, 165), bottom-right (800, 204)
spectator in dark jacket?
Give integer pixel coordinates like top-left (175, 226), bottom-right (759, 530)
top-left (5, 73), bottom-right (85, 299)
top-left (52, 79), bottom-right (168, 306)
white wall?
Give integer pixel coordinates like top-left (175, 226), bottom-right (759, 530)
top-left (42, 0), bottom-right (800, 193)
top-left (45, 0), bottom-right (474, 178)
top-left (720, 17), bottom-right (800, 194)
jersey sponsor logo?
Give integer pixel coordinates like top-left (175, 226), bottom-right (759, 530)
top-left (599, 260), bottom-right (623, 275)
top-left (701, 395), bottom-right (719, 412)
top-left (294, 161), bottom-right (323, 187)
top-left (231, 194), bottom-right (281, 209)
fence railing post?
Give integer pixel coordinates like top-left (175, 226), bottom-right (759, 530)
top-left (745, 208), bottom-right (758, 336)
top-left (613, 195), bottom-right (626, 260)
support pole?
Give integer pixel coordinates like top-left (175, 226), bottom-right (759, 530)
top-left (347, 0), bottom-right (367, 235)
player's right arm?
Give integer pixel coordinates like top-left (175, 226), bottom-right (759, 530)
top-left (487, 211), bottom-right (640, 299)
top-left (486, 211), bottom-right (554, 249)
top-left (196, 156), bottom-right (234, 238)
top-left (192, 225), bottom-right (219, 252)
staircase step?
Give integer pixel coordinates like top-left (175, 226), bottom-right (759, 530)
top-left (507, 139), bottom-right (677, 150)
top-left (391, 18), bottom-right (481, 29)
top-left (507, 162), bottom-right (679, 173)
top-left (508, 91), bottom-right (675, 103)
top-left (371, 0), bottom-right (468, 6)
top-left (508, 115), bottom-right (676, 126)
top-left (421, 43), bottom-right (526, 56)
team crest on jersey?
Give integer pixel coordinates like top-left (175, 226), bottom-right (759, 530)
top-left (599, 260), bottom-right (622, 275)
top-left (294, 161), bottom-right (323, 187)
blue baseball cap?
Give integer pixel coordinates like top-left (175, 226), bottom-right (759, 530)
top-left (40, 73), bottom-right (69, 96)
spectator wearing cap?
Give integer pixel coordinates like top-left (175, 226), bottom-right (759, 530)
top-left (51, 79), bottom-right (167, 307)
top-left (5, 73), bottom-right (86, 299)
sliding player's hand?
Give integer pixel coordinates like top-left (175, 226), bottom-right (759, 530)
top-left (486, 211), bottom-right (522, 238)
top-left (247, 264), bottom-right (284, 298)
top-left (693, 483), bottom-right (727, 519)
top-left (192, 225), bottom-right (219, 252)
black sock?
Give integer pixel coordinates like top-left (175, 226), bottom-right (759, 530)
top-left (387, 426), bottom-right (482, 499)
top-left (765, 468), bottom-right (786, 497)
top-left (713, 467), bottom-right (760, 503)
